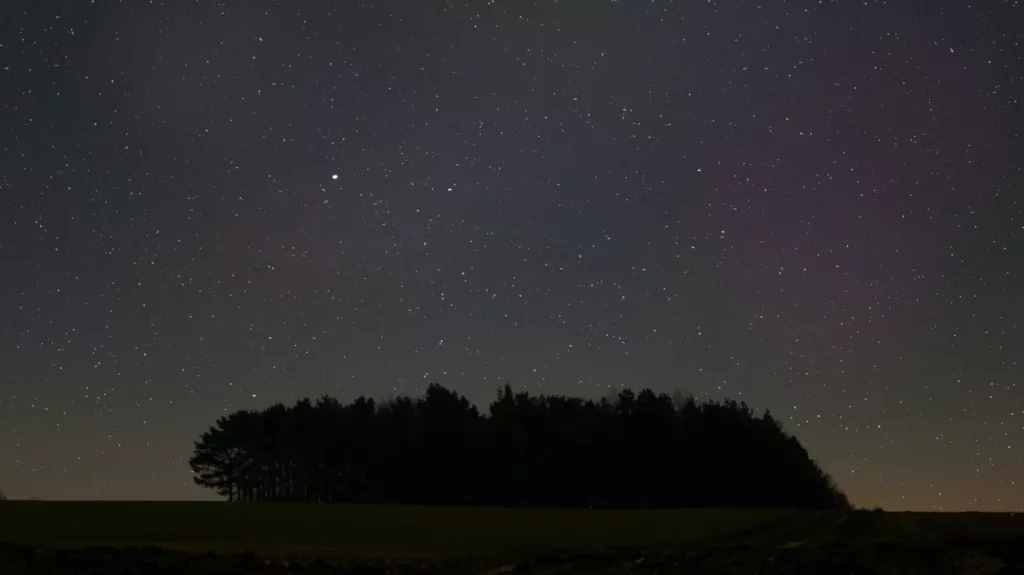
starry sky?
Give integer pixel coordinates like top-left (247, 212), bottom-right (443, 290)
top-left (1, 0), bottom-right (1022, 511)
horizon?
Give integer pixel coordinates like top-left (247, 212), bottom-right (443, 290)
top-left (0, 499), bottom-right (1016, 514)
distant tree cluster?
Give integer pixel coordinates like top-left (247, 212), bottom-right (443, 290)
top-left (190, 384), bottom-right (849, 509)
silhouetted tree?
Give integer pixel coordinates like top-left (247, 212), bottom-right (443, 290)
top-left (189, 384), bottom-right (850, 509)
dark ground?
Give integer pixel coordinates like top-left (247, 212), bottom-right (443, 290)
top-left (0, 502), bottom-right (787, 558)
top-left (2, 504), bottom-right (1024, 574)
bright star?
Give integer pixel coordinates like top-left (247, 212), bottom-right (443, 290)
top-left (331, 174), bottom-right (339, 180)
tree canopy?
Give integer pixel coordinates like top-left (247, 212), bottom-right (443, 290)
top-left (189, 384), bottom-right (849, 509)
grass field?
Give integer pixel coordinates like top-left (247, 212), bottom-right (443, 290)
top-left (0, 501), bottom-right (796, 560)
top-left (4, 503), bottom-right (1024, 573)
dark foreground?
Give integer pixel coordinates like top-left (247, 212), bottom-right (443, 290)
top-left (3, 504), bottom-right (1024, 574)
top-left (0, 502), bottom-right (787, 558)
top-left (0, 538), bottom-right (1021, 575)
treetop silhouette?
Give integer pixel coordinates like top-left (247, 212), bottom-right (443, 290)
top-left (190, 383), bottom-right (849, 509)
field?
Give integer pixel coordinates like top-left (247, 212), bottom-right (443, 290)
top-left (3, 502), bottom-right (1024, 574)
top-left (0, 502), bottom-right (792, 559)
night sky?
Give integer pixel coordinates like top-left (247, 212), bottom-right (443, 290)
top-left (1, 1), bottom-right (1022, 511)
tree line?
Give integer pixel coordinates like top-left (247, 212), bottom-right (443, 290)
top-left (189, 384), bottom-right (849, 509)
